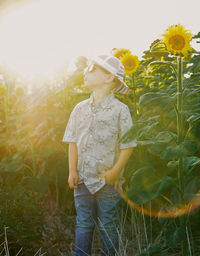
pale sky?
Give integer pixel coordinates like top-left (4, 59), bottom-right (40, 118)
top-left (0, 0), bottom-right (199, 80)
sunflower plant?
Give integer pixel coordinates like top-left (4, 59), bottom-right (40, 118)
top-left (120, 53), bottom-right (140, 76)
top-left (162, 24), bottom-right (194, 57)
top-left (146, 24), bottom-right (198, 256)
top-left (112, 48), bottom-right (140, 122)
top-left (112, 47), bottom-right (132, 59)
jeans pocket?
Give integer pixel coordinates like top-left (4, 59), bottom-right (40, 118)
top-left (74, 183), bottom-right (90, 197)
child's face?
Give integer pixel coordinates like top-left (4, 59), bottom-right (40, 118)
top-left (83, 64), bottom-right (114, 90)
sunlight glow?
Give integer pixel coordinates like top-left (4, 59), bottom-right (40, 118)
top-left (0, 0), bottom-right (199, 80)
top-left (0, 0), bottom-right (82, 79)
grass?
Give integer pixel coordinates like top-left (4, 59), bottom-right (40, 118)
top-left (0, 226), bottom-right (46, 256)
top-left (1, 198), bottom-right (199, 255)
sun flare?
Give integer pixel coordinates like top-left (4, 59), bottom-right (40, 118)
top-left (0, 0), bottom-right (82, 80)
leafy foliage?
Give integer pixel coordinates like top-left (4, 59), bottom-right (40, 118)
top-left (0, 33), bottom-right (199, 254)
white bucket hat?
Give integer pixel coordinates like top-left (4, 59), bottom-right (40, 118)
top-left (86, 54), bottom-right (132, 95)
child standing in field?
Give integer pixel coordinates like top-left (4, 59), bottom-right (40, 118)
top-left (62, 55), bottom-right (137, 256)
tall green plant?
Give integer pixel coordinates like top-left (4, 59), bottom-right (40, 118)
top-left (119, 27), bottom-right (200, 255)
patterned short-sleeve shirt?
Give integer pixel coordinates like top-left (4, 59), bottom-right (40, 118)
top-left (62, 91), bottom-right (137, 194)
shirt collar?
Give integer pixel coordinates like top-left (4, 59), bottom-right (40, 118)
top-left (89, 91), bottom-right (114, 108)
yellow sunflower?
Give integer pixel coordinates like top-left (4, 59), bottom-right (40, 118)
top-left (162, 24), bottom-right (194, 56)
top-left (112, 48), bottom-right (131, 59)
top-left (120, 53), bottom-right (140, 75)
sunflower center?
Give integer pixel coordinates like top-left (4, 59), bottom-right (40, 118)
top-left (169, 35), bottom-right (185, 50)
top-left (124, 59), bottom-right (136, 70)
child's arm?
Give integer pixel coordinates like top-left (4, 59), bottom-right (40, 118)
top-left (99, 148), bottom-right (134, 188)
top-left (112, 147), bottom-right (134, 175)
top-left (68, 142), bottom-right (79, 189)
top-left (99, 104), bottom-right (137, 188)
top-left (62, 105), bottom-right (79, 189)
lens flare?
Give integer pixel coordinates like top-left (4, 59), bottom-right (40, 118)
top-left (117, 187), bottom-right (200, 218)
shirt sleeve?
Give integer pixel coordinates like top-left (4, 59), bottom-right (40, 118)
top-left (62, 105), bottom-right (78, 143)
top-left (119, 105), bottom-right (137, 149)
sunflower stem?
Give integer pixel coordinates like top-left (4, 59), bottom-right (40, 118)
top-left (131, 73), bottom-right (137, 122)
top-left (177, 56), bottom-right (184, 198)
top-left (177, 55), bottom-right (188, 256)
top-left (131, 72), bottom-right (143, 163)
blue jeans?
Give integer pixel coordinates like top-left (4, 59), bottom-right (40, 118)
top-left (73, 182), bottom-right (122, 256)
